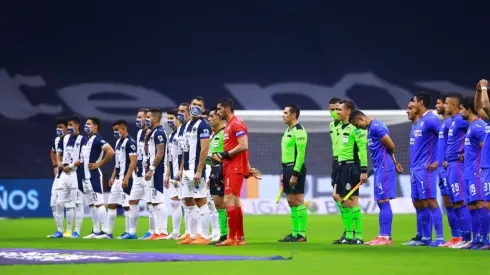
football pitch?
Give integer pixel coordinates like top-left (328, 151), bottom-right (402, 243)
top-left (0, 215), bottom-right (486, 274)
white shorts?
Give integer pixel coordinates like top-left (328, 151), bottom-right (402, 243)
top-left (166, 179), bottom-right (181, 199)
top-left (181, 170), bottom-right (208, 199)
top-left (56, 172), bottom-right (79, 208)
top-left (83, 178), bottom-right (104, 206)
top-left (129, 176), bottom-right (147, 201)
top-left (50, 178), bottom-right (59, 207)
top-left (108, 179), bottom-right (130, 207)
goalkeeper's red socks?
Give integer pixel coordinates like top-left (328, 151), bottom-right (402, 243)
top-left (237, 207), bottom-right (244, 240)
top-left (226, 206), bottom-right (238, 240)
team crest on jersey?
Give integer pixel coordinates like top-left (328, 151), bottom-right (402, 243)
top-left (452, 121), bottom-right (455, 127)
top-left (420, 121), bottom-right (424, 127)
top-left (346, 183), bottom-right (351, 190)
top-left (192, 127), bottom-right (197, 133)
top-left (75, 142), bottom-right (80, 147)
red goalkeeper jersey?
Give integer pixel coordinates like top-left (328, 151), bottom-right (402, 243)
top-left (223, 115), bottom-right (249, 175)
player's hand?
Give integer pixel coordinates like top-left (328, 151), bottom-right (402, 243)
top-left (73, 160), bottom-right (80, 167)
top-left (122, 178), bottom-right (129, 188)
top-left (289, 175), bottom-right (298, 188)
top-left (109, 178), bottom-right (115, 187)
top-left (144, 163), bottom-right (148, 171)
top-left (177, 170), bottom-right (183, 181)
top-left (248, 167), bottom-right (262, 179)
top-left (193, 171), bottom-right (202, 186)
top-left (360, 172), bottom-right (368, 184)
top-left (479, 79), bottom-right (488, 89)
top-left (395, 162), bottom-right (404, 174)
top-left (459, 154), bottom-right (464, 162)
top-left (212, 152), bottom-right (231, 163)
top-left (145, 129), bottom-right (151, 137)
top-left (63, 166), bottom-right (71, 172)
top-left (428, 161), bottom-right (438, 172)
top-left (280, 174), bottom-right (284, 187)
top-left (206, 179), bottom-right (210, 189)
top-left (88, 163), bottom-right (100, 170)
top-left (53, 167), bottom-right (58, 177)
top-left (164, 176), bottom-right (170, 189)
top-left (442, 161), bottom-right (448, 168)
top-left (173, 180), bottom-right (179, 188)
top-left (145, 170), bottom-right (153, 181)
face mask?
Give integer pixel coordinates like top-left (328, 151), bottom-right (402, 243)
top-left (135, 119), bottom-right (143, 128)
top-left (56, 128), bottom-right (63, 137)
top-left (176, 113), bottom-right (184, 122)
top-left (113, 131), bottom-right (120, 139)
top-left (190, 106), bottom-right (202, 117)
top-left (145, 119), bottom-right (151, 127)
top-left (330, 110), bottom-right (339, 121)
top-left (84, 125), bottom-right (91, 134)
top-left (67, 127), bottom-right (75, 135)
top-left (167, 120), bottom-right (175, 129)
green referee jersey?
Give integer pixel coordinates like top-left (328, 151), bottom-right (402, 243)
top-left (281, 123), bottom-right (308, 173)
top-left (337, 123), bottom-right (368, 169)
top-left (210, 127), bottom-right (225, 154)
top-left (329, 120), bottom-right (342, 157)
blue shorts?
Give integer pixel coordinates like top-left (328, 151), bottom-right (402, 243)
top-left (438, 168), bottom-right (449, 196)
top-left (411, 168), bottom-right (437, 200)
top-left (465, 178), bottom-right (484, 203)
top-left (481, 168), bottom-right (490, 201)
top-left (373, 168), bottom-right (396, 201)
top-left (446, 162), bottom-right (465, 204)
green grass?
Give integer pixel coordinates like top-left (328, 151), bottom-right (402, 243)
top-left (0, 215), bottom-right (486, 274)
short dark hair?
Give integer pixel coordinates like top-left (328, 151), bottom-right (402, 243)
top-left (349, 109), bottom-right (366, 123)
top-left (461, 96), bottom-right (477, 114)
top-left (56, 117), bottom-right (67, 126)
top-left (285, 104), bottom-right (300, 119)
top-left (437, 93), bottom-right (447, 102)
top-left (138, 108), bottom-right (149, 114)
top-left (149, 108), bottom-right (162, 120)
top-left (112, 119), bottom-right (128, 127)
top-left (201, 110), bottom-right (210, 116)
top-left (446, 92), bottom-right (463, 105)
top-left (340, 99), bottom-right (355, 111)
top-left (166, 108), bottom-right (178, 117)
top-left (193, 96), bottom-right (205, 107)
top-left (67, 115), bottom-right (81, 125)
top-left (218, 97), bottom-right (235, 113)
top-left (87, 116), bottom-right (101, 130)
top-left (410, 97), bottom-right (415, 102)
top-left (329, 97), bottom-right (342, 105)
top-left (179, 103), bottom-right (190, 110)
top-left (209, 107), bottom-right (218, 114)
top-left (414, 91), bottom-right (432, 108)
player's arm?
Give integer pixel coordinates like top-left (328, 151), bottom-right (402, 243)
top-left (196, 125), bottom-right (211, 175)
top-left (228, 127), bottom-right (248, 157)
top-left (354, 129), bottom-right (368, 173)
top-left (99, 142), bottom-right (115, 167)
top-left (56, 137), bottom-right (64, 167)
top-left (292, 128), bottom-right (308, 176)
top-left (152, 135), bottom-right (165, 169)
top-left (475, 80), bottom-right (490, 121)
top-left (124, 155), bottom-right (137, 182)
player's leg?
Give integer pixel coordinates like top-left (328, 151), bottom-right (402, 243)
top-left (119, 179), bottom-right (134, 239)
top-left (408, 169), bottom-right (433, 246)
top-left (72, 174), bottom-right (85, 238)
top-left (140, 180), bottom-right (155, 239)
top-left (278, 165), bottom-right (296, 242)
top-left (335, 165), bottom-right (353, 243)
top-left (178, 170), bottom-right (199, 244)
top-left (92, 175), bottom-right (107, 235)
top-left (341, 164), bottom-right (363, 244)
top-left (216, 171), bottom-right (245, 246)
top-left (209, 165), bottom-right (227, 244)
top-left (439, 168), bottom-right (462, 246)
top-left (290, 166), bottom-right (307, 242)
top-left (208, 190), bottom-right (220, 241)
top-left (82, 178), bottom-right (99, 239)
top-left (465, 179), bottom-right (486, 249)
top-left (126, 177), bottom-right (145, 239)
top-left (424, 170), bottom-right (445, 246)
top-left (480, 169), bottom-right (490, 249)
top-left (48, 177), bottom-right (64, 238)
top-left (331, 158), bottom-right (346, 243)
top-left (57, 173), bottom-right (76, 237)
top-left (446, 162), bottom-right (471, 248)
top-left (164, 180), bottom-right (182, 240)
top-left (369, 169), bottom-right (395, 246)
top-left (97, 180), bottom-right (121, 239)
top-left (148, 172), bottom-right (167, 240)
top-left (191, 177), bottom-right (211, 245)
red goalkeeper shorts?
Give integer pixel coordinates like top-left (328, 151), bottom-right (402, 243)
top-left (224, 172), bottom-right (244, 196)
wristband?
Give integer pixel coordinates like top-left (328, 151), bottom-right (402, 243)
top-left (69, 163), bottom-right (75, 169)
top-left (482, 87), bottom-right (488, 91)
top-left (360, 167), bottom-right (368, 173)
top-left (292, 170), bottom-right (301, 177)
top-left (149, 165), bottom-right (155, 171)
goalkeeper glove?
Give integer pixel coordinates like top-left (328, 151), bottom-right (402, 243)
top-left (212, 151), bottom-right (231, 163)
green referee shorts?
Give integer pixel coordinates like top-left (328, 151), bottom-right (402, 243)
top-left (282, 164), bottom-right (307, 195)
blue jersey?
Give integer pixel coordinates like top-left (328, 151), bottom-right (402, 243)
top-left (409, 123), bottom-right (416, 168)
top-left (481, 120), bottom-right (490, 169)
top-left (411, 112), bottom-right (439, 170)
top-left (367, 119), bottom-right (394, 170)
top-left (437, 117), bottom-right (451, 167)
top-left (464, 119), bottom-right (486, 179)
top-left (446, 113), bottom-right (469, 163)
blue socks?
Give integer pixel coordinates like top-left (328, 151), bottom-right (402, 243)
top-left (446, 206), bottom-right (461, 238)
top-left (455, 205), bottom-right (472, 242)
top-left (430, 206), bottom-right (444, 240)
top-left (419, 207), bottom-right (431, 240)
top-left (478, 207), bottom-right (490, 244)
top-left (378, 201), bottom-right (393, 237)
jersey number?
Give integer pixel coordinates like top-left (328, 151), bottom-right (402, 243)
top-left (451, 183), bottom-right (460, 194)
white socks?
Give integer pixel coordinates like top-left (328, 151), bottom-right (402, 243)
top-left (148, 204), bottom-right (155, 234)
top-left (89, 206), bottom-right (100, 233)
top-left (97, 206), bottom-right (107, 233)
top-left (106, 208), bottom-right (117, 234)
top-left (171, 200), bottom-right (182, 235)
top-left (209, 201), bottom-right (219, 236)
top-left (153, 203), bottom-right (168, 235)
top-left (183, 202), bottom-right (190, 234)
top-left (199, 204), bottom-right (211, 239)
top-left (74, 203), bottom-right (84, 233)
top-left (66, 207), bottom-right (75, 232)
top-left (55, 204), bottom-right (64, 232)
top-left (188, 205), bottom-right (198, 239)
top-left (124, 210), bottom-right (130, 233)
top-left (129, 204), bottom-right (139, 235)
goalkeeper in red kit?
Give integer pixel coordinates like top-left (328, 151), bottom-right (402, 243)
top-left (213, 97), bottom-right (251, 246)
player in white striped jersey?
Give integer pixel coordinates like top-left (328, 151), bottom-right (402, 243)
top-left (144, 108), bottom-right (169, 240)
top-left (81, 117), bottom-right (115, 239)
top-left (135, 108), bottom-right (155, 240)
top-left (56, 115), bottom-right (87, 238)
top-left (163, 109), bottom-right (184, 239)
top-left (176, 103), bottom-right (192, 240)
top-left (48, 117), bottom-right (68, 238)
top-left (177, 96), bottom-right (212, 245)
top-left (200, 110), bottom-right (220, 241)
top-left (97, 120), bottom-right (137, 239)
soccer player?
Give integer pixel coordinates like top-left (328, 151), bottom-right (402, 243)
top-left (278, 104), bottom-right (308, 243)
top-left (56, 115), bottom-right (86, 238)
top-left (408, 92), bottom-right (445, 246)
top-left (177, 96), bottom-right (212, 245)
top-left (145, 108), bottom-right (168, 240)
top-left (435, 94), bottom-right (462, 246)
top-left (176, 103), bottom-right (192, 240)
top-left (207, 107), bottom-right (228, 244)
top-left (81, 117), bottom-right (115, 239)
top-left (164, 109), bottom-right (184, 240)
top-left (444, 93), bottom-right (472, 248)
top-left (349, 110), bottom-right (404, 245)
top-left (48, 117), bottom-right (68, 238)
top-left (474, 79), bottom-right (490, 249)
top-left (97, 120), bottom-right (137, 239)
top-left (460, 96), bottom-right (488, 249)
top-left (335, 100), bottom-right (368, 245)
top-left (214, 97), bottom-right (249, 246)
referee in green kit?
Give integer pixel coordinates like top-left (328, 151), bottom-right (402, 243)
top-left (278, 104), bottom-right (308, 243)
